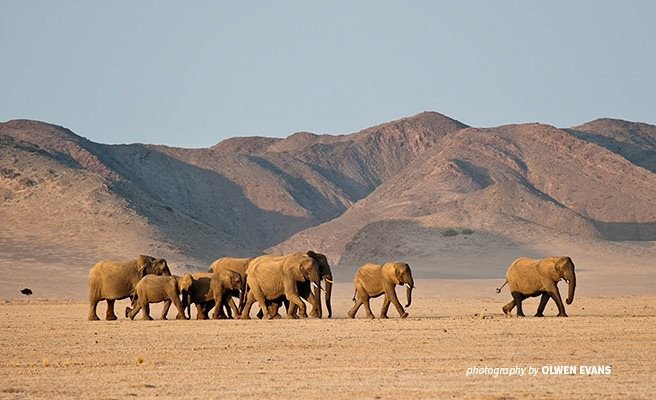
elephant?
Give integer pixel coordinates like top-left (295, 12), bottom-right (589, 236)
top-left (240, 252), bottom-right (322, 320)
top-left (185, 270), bottom-right (243, 319)
top-left (259, 251), bottom-right (334, 319)
top-left (87, 255), bottom-right (171, 321)
top-left (207, 257), bottom-right (251, 318)
top-left (125, 273), bottom-right (193, 320)
top-left (497, 256), bottom-right (576, 317)
top-left (347, 262), bottom-right (414, 319)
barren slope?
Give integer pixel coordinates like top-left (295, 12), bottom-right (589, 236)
top-left (271, 122), bottom-right (656, 282)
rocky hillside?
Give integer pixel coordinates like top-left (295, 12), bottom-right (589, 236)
top-left (1, 113), bottom-right (655, 297)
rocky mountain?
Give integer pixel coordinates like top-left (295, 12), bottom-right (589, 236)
top-left (1, 113), bottom-right (655, 297)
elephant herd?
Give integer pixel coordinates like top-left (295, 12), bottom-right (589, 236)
top-left (87, 252), bottom-right (577, 321)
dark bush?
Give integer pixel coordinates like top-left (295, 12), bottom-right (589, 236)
top-left (442, 229), bottom-right (458, 237)
top-left (461, 228), bottom-right (474, 235)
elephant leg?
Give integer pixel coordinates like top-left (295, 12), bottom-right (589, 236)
top-left (252, 288), bottom-right (271, 319)
top-left (307, 290), bottom-right (320, 319)
top-left (362, 296), bottom-right (375, 319)
top-left (502, 299), bottom-right (516, 317)
top-left (548, 288), bottom-right (568, 317)
top-left (212, 294), bottom-right (226, 319)
top-left (88, 298), bottom-right (100, 321)
top-left (105, 300), bottom-right (118, 320)
top-left (283, 282), bottom-right (306, 319)
top-left (282, 299), bottom-right (294, 319)
top-left (284, 293), bottom-right (306, 319)
top-left (142, 303), bottom-right (153, 320)
top-left (196, 304), bottom-right (207, 320)
top-left (380, 297), bottom-right (391, 319)
top-left (268, 302), bottom-right (283, 319)
top-left (172, 296), bottom-right (187, 320)
top-left (161, 300), bottom-right (172, 320)
top-left (240, 292), bottom-right (256, 319)
top-left (511, 292), bottom-right (525, 317)
top-left (535, 293), bottom-right (550, 317)
top-left (127, 303), bottom-right (141, 320)
top-left (347, 288), bottom-right (366, 318)
top-left (226, 297), bottom-right (240, 319)
top-left (385, 285), bottom-right (408, 318)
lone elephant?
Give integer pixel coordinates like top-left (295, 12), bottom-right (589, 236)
top-left (125, 273), bottom-right (193, 320)
top-left (347, 262), bottom-right (414, 319)
top-left (88, 255), bottom-right (171, 321)
top-left (497, 256), bottom-right (576, 317)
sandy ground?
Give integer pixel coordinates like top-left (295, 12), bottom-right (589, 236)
top-left (1, 281), bottom-right (654, 399)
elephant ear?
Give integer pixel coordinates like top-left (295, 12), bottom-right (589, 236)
top-left (394, 264), bottom-right (404, 284)
top-left (299, 258), bottom-right (315, 280)
top-left (136, 255), bottom-right (153, 278)
top-left (181, 273), bottom-right (194, 291)
top-left (231, 272), bottom-right (242, 289)
top-left (305, 250), bottom-right (318, 260)
top-left (553, 257), bottom-right (570, 277)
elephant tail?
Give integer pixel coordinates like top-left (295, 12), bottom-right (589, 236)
top-left (496, 280), bottom-right (507, 293)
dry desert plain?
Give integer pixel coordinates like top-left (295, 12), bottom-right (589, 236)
top-left (1, 280), bottom-right (655, 399)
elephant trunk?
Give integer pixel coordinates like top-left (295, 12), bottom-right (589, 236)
top-left (405, 277), bottom-right (414, 308)
top-left (566, 273), bottom-right (576, 305)
top-left (324, 277), bottom-right (333, 318)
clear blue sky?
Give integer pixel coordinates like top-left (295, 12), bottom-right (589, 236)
top-left (1, 1), bottom-right (655, 147)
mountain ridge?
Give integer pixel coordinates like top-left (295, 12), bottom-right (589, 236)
top-left (1, 112), bottom-right (655, 297)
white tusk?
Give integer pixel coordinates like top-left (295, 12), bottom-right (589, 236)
top-left (324, 278), bottom-right (334, 284)
top-left (405, 284), bottom-right (412, 289)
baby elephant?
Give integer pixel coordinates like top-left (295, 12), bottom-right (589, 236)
top-left (348, 262), bottom-right (414, 319)
top-left (126, 273), bottom-right (194, 320)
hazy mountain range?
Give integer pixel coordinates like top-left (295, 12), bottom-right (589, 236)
top-left (2, 112), bottom-right (655, 297)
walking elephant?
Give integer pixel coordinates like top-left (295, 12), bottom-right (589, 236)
top-left (240, 252), bottom-right (322, 320)
top-left (259, 251), bottom-right (334, 319)
top-left (497, 256), bottom-right (576, 317)
top-left (207, 257), bottom-right (251, 318)
top-left (347, 262), bottom-right (414, 319)
top-left (88, 255), bottom-right (171, 321)
top-left (185, 270), bottom-right (243, 319)
top-left (125, 273), bottom-right (193, 320)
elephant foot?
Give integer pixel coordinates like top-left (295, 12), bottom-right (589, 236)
top-left (272, 314), bottom-right (282, 320)
top-left (347, 311), bottom-right (356, 319)
top-left (366, 314), bottom-right (375, 320)
top-left (106, 315), bottom-right (118, 321)
top-left (400, 312), bottom-right (409, 319)
top-left (557, 313), bottom-right (568, 317)
top-left (124, 307), bottom-right (131, 318)
top-left (534, 313), bottom-right (544, 318)
top-left (309, 312), bottom-right (320, 319)
top-left (175, 314), bottom-right (186, 320)
top-left (379, 314), bottom-right (389, 319)
top-left (240, 315), bottom-right (251, 320)
top-left (88, 315), bottom-right (100, 321)
top-left (502, 306), bottom-right (511, 317)
top-left (516, 313), bottom-right (525, 317)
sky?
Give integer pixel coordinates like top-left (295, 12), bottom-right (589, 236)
top-left (1, 1), bottom-right (655, 147)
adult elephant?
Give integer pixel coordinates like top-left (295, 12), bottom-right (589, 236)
top-left (497, 256), bottom-right (576, 317)
top-left (259, 251), bottom-right (334, 319)
top-left (207, 257), bottom-right (251, 318)
top-left (185, 270), bottom-right (243, 319)
top-left (88, 255), bottom-right (171, 321)
top-left (347, 262), bottom-right (414, 319)
top-left (240, 252), bottom-right (321, 320)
